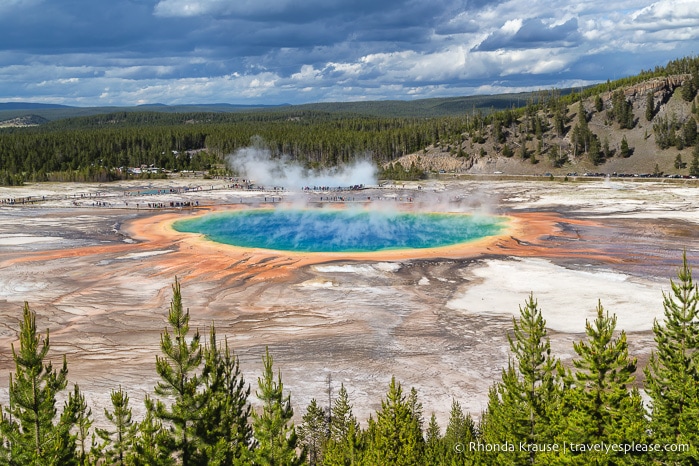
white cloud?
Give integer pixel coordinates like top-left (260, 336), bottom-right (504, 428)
top-left (631, 0), bottom-right (699, 28)
top-left (0, 0), bottom-right (42, 13)
top-left (104, 66), bottom-right (176, 79)
top-left (290, 64), bottom-right (322, 82)
top-left (153, 0), bottom-right (230, 17)
top-left (501, 19), bottom-right (523, 34)
top-left (153, 0), bottom-right (299, 17)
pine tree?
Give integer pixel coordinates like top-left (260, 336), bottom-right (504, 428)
top-left (131, 399), bottom-right (173, 466)
top-left (603, 137), bottom-right (612, 159)
top-left (675, 153), bottom-right (685, 170)
top-left (589, 134), bottom-right (602, 165)
top-left (480, 373), bottom-right (520, 465)
top-left (323, 384), bottom-right (362, 466)
top-left (683, 117), bottom-right (697, 147)
top-left (557, 302), bottom-right (646, 465)
top-left (423, 414), bottom-right (445, 465)
top-left (96, 387), bottom-right (136, 466)
top-left (645, 252), bottom-right (699, 463)
top-left (519, 134), bottom-right (528, 160)
top-left (299, 399), bottom-right (328, 465)
top-left (407, 387), bottom-right (424, 433)
top-left (196, 326), bottom-right (253, 465)
top-left (620, 136), bottom-right (631, 158)
top-left (682, 79), bottom-right (697, 102)
top-left (0, 302), bottom-right (77, 465)
top-left (363, 377), bottom-right (424, 465)
top-left (443, 399), bottom-right (476, 465)
top-left (148, 278), bottom-right (206, 465)
top-left (502, 144), bottom-right (513, 158)
top-left (610, 91), bottom-right (635, 128)
top-left (479, 294), bottom-right (560, 465)
top-left (251, 346), bottom-right (302, 465)
top-left (67, 385), bottom-right (96, 466)
top-left (595, 95), bottom-right (604, 113)
top-left (691, 144), bottom-right (699, 177)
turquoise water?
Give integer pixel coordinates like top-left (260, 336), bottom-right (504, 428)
top-left (173, 209), bottom-right (506, 253)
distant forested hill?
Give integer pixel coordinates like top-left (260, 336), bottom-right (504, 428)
top-left (0, 90), bottom-right (572, 124)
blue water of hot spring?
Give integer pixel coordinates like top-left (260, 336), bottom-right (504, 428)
top-left (172, 209), bottom-right (506, 253)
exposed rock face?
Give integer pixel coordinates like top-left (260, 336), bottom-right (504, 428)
top-left (0, 114), bottom-right (49, 127)
top-left (620, 74), bottom-right (689, 100)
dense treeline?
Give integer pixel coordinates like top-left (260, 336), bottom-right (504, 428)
top-left (0, 110), bottom-right (477, 184)
top-left (2, 254), bottom-right (699, 464)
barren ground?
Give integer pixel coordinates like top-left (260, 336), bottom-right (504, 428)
top-left (1, 176), bottom-right (699, 428)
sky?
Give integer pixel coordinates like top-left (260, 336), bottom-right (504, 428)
top-left (1, 0), bottom-right (698, 107)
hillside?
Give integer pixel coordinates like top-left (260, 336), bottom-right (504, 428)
top-left (389, 73), bottom-right (699, 177)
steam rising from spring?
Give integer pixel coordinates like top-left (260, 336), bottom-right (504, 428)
top-left (225, 138), bottom-right (377, 190)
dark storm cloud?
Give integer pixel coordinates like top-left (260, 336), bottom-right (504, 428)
top-left (0, 0), bottom-right (698, 105)
top-left (0, 1), bottom-right (165, 52)
top-left (474, 18), bottom-right (581, 51)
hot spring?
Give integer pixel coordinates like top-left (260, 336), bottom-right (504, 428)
top-left (172, 209), bottom-right (507, 253)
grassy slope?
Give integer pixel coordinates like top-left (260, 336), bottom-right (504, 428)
top-left (392, 85), bottom-right (698, 177)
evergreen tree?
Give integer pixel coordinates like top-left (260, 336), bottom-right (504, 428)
top-left (595, 95), bottom-right (604, 113)
top-left (654, 114), bottom-right (679, 149)
top-left (690, 144), bottom-right (699, 177)
top-left (589, 134), bottom-right (603, 165)
top-left (480, 370), bottom-right (521, 465)
top-left (645, 252), bottom-right (699, 463)
top-left (602, 137), bottom-right (612, 159)
top-left (682, 79), bottom-right (697, 102)
top-left (480, 294), bottom-right (560, 465)
top-left (556, 302), bottom-right (646, 465)
top-left (323, 384), bottom-right (362, 466)
top-left (683, 117), bottom-right (697, 146)
top-left (407, 387), bottom-right (424, 433)
top-left (423, 414), bottom-right (445, 465)
top-left (299, 399), bottom-right (328, 465)
top-left (67, 385), bottom-right (96, 466)
top-left (196, 327), bottom-right (253, 465)
top-left (148, 278), bottom-right (206, 466)
top-left (646, 92), bottom-right (655, 121)
top-left (0, 302), bottom-right (77, 465)
top-left (675, 153), bottom-right (685, 170)
top-left (620, 136), bottom-right (631, 158)
top-left (572, 101), bottom-right (594, 156)
top-left (502, 144), bottom-right (513, 158)
top-left (131, 399), bottom-right (173, 466)
top-left (363, 377), bottom-right (424, 465)
top-left (519, 134), bottom-right (529, 160)
top-left (553, 107), bottom-right (566, 137)
top-left (96, 387), bottom-right (136, 466)
top-left (251, 346), bottom-right (302, 465)
top-left (610, 91), bottom-right (635, 129)
top-left (442, 399), bottom-right (476, 465)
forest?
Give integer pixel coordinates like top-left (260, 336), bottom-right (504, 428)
top-left (1, 252), bottom-right (699, 465)
top-left (2, 55), bottom-right (698, 186)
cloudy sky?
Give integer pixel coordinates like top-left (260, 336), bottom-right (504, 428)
top-left (1, 0), bottom-right (698, 106)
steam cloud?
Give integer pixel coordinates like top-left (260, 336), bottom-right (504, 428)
top-left (225, 139), bottom-right (377, 190)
